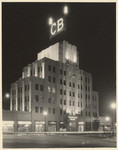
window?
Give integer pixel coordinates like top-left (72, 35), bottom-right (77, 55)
top-left (73, 101), bottom-right (74, 106)
top-left (78, 102), bottom-right (80, 107)
top-left (53, 108), bottom-right (55, 114)
top-left (64, 80), bottom-right (66, 85)
top-left (88, 87), bottom-right (90, 91)
top-left (48, 97), bottom-right (51, 103)
top-left (64, 70), bottom-right (66, 75)
top-left (89, 112), bottom-right (90, 117)
top-left (35, 84), bottom-right (39, 90)
top-left (78, 93), bottom-right (80, 98)
top-left (31, 70), bottom-right (32, 75)
top-left (60, 79), bottom-right (62, 84)
top-left (73, 92), bottom-right (75, 97)
top-left (60, 69), bottom-right (62, 74)
top-left (73, 83), bottom-right (75, 88)
top-left (40, 107), bottom-right (43, 113)
top-left (60, 99), bottom-right (62, 105)
top-left (64, 100), bottom-right (66, 105)
top-left (53, 77), bottom-right (56, 83)
top-left (21, 87), bottom-right (22, 93)
top-left (88, 78), bottom-right (90, 83)
top-left (40, 85), bottom-right (43, 91)
top-left (69, 101), bottom-right (71, 106)
top-left (52, 87), bottom-right (55, 93)
top-left (86, 95), bottom-right (87, 99)
top-left (53, 67), bottom-right (56, 73)
top-left (28, 84), bottom-right (29, 90)
top-left (35, 95), bottom-right (39, 102)
top-left (64, 90), bottom-right (66, 95)
top-left (92, 96), bottom-right (94, 101)
top-left (86, 86), bottom-right (87, 91)
top-left (18, 87), bottom-right (20, 93)
top-left (69, 82), bottom-right (71, 87)
top-left (69, 91), bottom-right (71, 96)
top-left (81, 76), bottom-right (83, 81)
top-left (86, 111), bottom-right (87, 116)
top-left (81, 111), bottom-right (83, 116)
top-left (48, 86), bottom-right (51, 92)
top-left (88, 95), bottom-right (90, 100)
top-left (48, 108), bottom-right (51, 114)
top-left (60, 89), bottom-right (62, 94)
top-left (27, 96), bottom-right (29, 102)
top-left (81, 93), bottom-right (82, 98)
top-left (35, 107), bottom-right (39, 113)
top-left (81, 102), bottom-right (82, 107)
top-left (25, 85), bottom-right (27, 91)
top-left (48, 76), bottom-right (51, 82)
top-left (60, 109), bottom-right (62, 114)
top-left (78, 84), bottom-right (80, 89)
top-left (81, 85), bottom-right (82, 90)
top-left (48, 65), bottom-right (51, 71)
top-left (85, 77), bottom-right (87, 82)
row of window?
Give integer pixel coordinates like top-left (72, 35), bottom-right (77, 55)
top-left (48, 76), bottom-right (56, 83)
top-left (35, 107), bottom-right (55, 114)
top-left (48, 65), bottom-right (56, 73)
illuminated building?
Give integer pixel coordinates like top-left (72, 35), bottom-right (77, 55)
top-left (3, 41), bottom-right (99, 132)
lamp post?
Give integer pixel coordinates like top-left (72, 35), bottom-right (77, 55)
top-left (69, 123), bottom-right (72, 131)
top-left (105, 117), bottom-right (110, 131)
top-left (110, 103), bottom-right (116, 130)
top-left (43, 111), bottom-right (47, 132)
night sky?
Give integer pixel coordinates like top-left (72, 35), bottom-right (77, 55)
top-left (2, 2), bottom-right (116, 116)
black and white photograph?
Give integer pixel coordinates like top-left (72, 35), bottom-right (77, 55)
top-left (2, 0), bottom-right (117, 148)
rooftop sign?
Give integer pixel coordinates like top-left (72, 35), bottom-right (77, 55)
top-left (50, 18), bottom-right (65, 39)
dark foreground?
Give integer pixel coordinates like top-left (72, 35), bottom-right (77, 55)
top-left (3, 134), bottom-right (116, 148)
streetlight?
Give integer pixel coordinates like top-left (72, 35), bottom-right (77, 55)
top-left (63, 6), bottom-right (68, 15)
top-left (5, 93), bottom-right (10, 98)
top-left (110, 102), bottom-right (116, 131)
top-left (48, 17), bottom-right (53, 25)
top-left (69, 123), bottom-right (72, 131)
top-left (43, 111), bottom-right (47, 132)
top-left (106, 117), bottom-right (110, 131)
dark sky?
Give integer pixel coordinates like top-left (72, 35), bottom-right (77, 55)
top-left (2, 2), bottom-right (116, 116)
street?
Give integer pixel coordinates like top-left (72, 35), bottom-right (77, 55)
top-left (3, 134), bottom-right (116, 148)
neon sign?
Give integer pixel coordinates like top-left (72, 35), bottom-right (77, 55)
top-left (50, 18), bottom-right (65, 38)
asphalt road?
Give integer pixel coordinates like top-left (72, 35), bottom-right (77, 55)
top-left (3, 134), bottom-right (116, 148)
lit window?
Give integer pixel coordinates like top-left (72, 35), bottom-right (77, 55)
top-left (48, 86), bottom-right (51, 92)
top-left (52, 87), bottom-right (55, 93)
